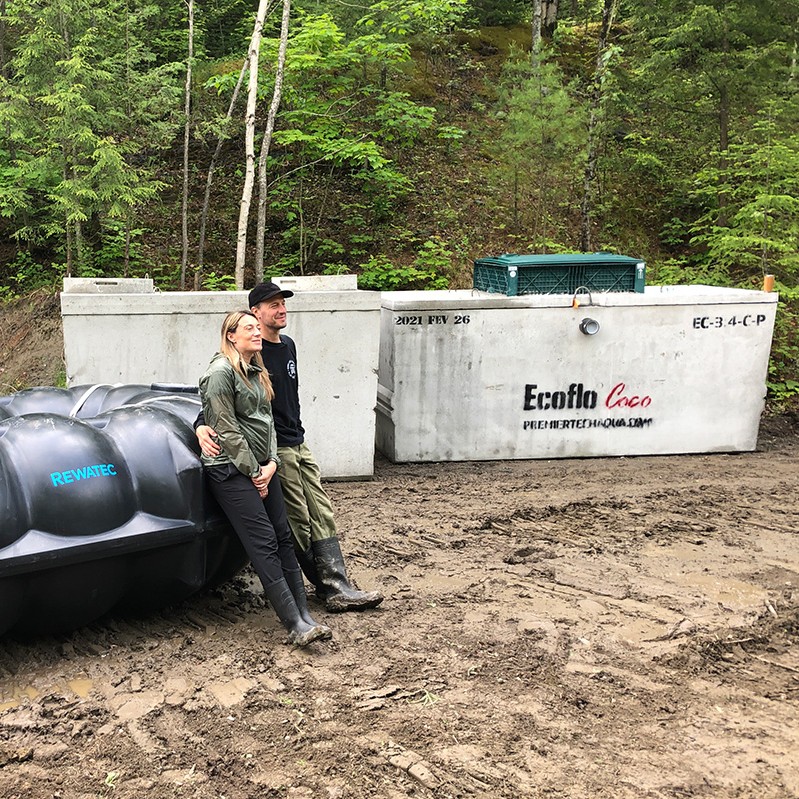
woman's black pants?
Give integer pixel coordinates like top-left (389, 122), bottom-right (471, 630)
top-left (205, 464), bottom-right (300, 588)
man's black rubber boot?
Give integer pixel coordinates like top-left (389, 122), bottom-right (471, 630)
top-left (284, 569), bottom-right (332, 640)
top-left (312, 537), bottom-right (384, 613)
top-left (263, 579), bottom-right (330, 647)
top-left (295, 545), bottom-right (327, 601)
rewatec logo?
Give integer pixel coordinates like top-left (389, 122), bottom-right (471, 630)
top-left (50, 463), bottom-right (117, 487)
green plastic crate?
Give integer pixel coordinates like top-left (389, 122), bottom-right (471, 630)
top-left (473, 253), bottom-right (646, 296)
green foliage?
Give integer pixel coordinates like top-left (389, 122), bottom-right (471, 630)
top-left (92, 221), bottom-right (147, 275)
top-left (465, 0), bottom-right (529, 27)
top-left (201, 271), bottom-right (238, 291)
top-left (0, 252), bottom-right (61, 300)
top-left (613, 0), bottom-right (799, 237)
top-left (321, 262), bottom-right (350, 276)
top-left (766, 281), bottom-right (799, 407)
top-left (1, 0), bottom-right (181, 275)
top-left (413, 237), bottom-right (453, 283)
top-left (197, 0), bottom-right (252, 60)
top-left (686, 105), bottom-right (799, 281)
top-left (356, 0), bottom-right (468, 38)
top-left (436, 124), bottom-right (467, 156)
top-left (373, 92), bottom-right (436, 144)
top-left (356, 256), bottom-right (413, 290)
top-left (315, 238), bottom-right (346, 259)
top-left (230, 11), bottom-right (445, 271)
top-left (54, 366), bottom-right (68, 389)
top-left (139, 1), bottom-right (193, 63)
top-left (646, 255), bottom-right (733, 289)
top-left (357, 238), bottom-right (451, 290)
top-left (493, 48), bottom-right (586, 237)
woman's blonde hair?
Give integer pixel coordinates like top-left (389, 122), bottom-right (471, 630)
top-left (219, 310), bottom-right (274, 400)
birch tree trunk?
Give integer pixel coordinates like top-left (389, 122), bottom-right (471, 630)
top-left (716, 18), bottom-right (730, 227)
top-left (75, 217), bottom-right (84, 274)
top-left (196, 58), bottom-right (249, 287)
top-left (180, 0), bottom-right (194, 290)
top-left (543, 0), bottom-right (558, 37)
top-left (64, 163), bottom-right (73, 278)
top-left (2, 0), bottom-right (14, 162)
top-left (579, 0), bottom-right (617, 253)
top-left (254, 0), bottom-right (291, 284)
top-left (0, 0), bottom-right (5, 76)
top-left (531, 0), bottom-right (542, 56)
top-left (124, 216), bottom-right (131, 277)
top-left (235, 0), bottom-right (271, 289)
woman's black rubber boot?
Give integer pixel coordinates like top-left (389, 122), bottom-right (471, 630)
top-left (284, 569), bottom-right (332, 640)
top-left (263, 579), bottom-right (330, 647)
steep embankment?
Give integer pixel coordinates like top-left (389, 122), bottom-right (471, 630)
top-left (0, 291), bottom-right (65, 392)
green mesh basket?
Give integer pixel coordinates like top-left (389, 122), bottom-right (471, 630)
top-left (474, 253), bottom-right (646, 296)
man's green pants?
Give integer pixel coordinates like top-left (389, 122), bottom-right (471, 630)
top-left (277, 442), bottom-right (337, 552)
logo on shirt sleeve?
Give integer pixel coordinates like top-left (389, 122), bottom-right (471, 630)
top-left (287, 360), bottom-right (297, 379)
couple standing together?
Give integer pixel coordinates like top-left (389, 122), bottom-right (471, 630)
top-left (197, 282), bottom-right (382, 647)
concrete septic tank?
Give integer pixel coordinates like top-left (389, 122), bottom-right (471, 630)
top-left (61, 276), bottom-right (380, 478)
top-left (376, 285), bottom-right (778, 462)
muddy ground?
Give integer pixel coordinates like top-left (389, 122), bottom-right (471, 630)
top-left (1, 428), bottom-right (798, 799)
top-left (1, 293), bottom-right (798, 798)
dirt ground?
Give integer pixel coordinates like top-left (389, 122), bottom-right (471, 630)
top-left (1, 294), bottom-right (799, 798)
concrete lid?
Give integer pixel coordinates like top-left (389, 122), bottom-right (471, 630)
top-left (274, 275), bottom-right (358, 291)
top-left (379, 286), bottom-right (779, 310)
top-left (60, 288), bottom-right (381, 315)
top-left (62, 278), bottom-right (155, 294)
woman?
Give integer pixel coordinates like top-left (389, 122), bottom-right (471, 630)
top-left (199, 310), bottom-right (332, 647)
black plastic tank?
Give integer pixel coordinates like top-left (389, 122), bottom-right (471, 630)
top-left (0, 384), bottom-right (245, 636)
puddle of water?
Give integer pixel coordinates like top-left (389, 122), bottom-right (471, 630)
top-left (642, 542), bottom-right (766, 608)
top-left (671, 571), bottom-right (765, 607)
top-left (0, 684), bottom-right (40, 712)
top-left (67, 677), bottom-right (93, 698)
top-left (0, 676), bottom-right (94, 711)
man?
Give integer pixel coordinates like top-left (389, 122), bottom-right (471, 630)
top-left (196, 281), bottom-right (383, 612)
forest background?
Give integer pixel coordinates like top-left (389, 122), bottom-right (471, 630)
top-left (1, 0), bottom-right (798, 407)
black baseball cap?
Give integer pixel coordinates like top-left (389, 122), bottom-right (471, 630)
top-left (248, 281), bottom-right (294, 308)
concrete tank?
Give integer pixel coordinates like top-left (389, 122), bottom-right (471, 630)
top-left (376, 285), bottom-right (778, 462)
top-left (60, 276), bottom-right (380, 478)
